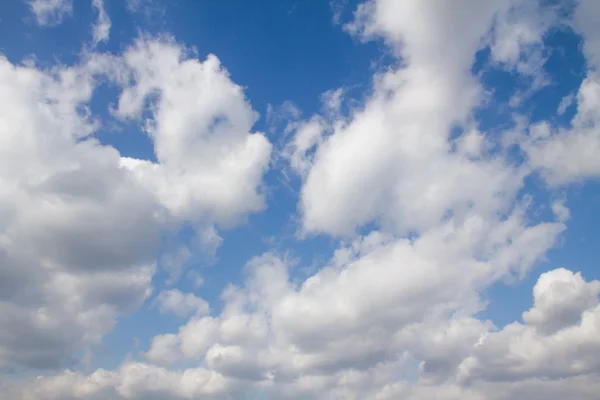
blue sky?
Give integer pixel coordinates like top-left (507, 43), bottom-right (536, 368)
top-left (1, 1), bottom-right (600, 399)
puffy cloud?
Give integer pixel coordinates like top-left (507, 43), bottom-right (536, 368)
top-left (100, 1), bottom-right (591, 398)
top-left (294, 0), bottom-right (537, 237)
top-left (12, 362), bottom-right (229, 400)
top-left (523, 268), bottom-right (600, 334)
top-left (136, 206), bottom-right (562, 390)
top-left (6, 0), bottom-right (600, 399)
top-left (457, 269), bottom-right (600, 384)
top-left (116, 38), bottom-right (272, 225)
top-left (0, 35), bottom-right (271, 370)
top-left (520, 76), bottom-right (600, 185)
top-left (0, 53), bottom-right (157, 369)
top-left (7, 266), bottom-right (600, 399)
top-left (154, 289), bottom-right (210, 318)
top-left (487, 0), bottom-right (556, 102)
top-left (283, 116), bottom-right (326, 176)
top-left (371, 375), bottom-right (600, 400)
top-left (518, 0), bottom-right (600, 185)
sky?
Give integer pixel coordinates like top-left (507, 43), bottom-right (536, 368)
top-left (1, 0), bottom-right (600, 399)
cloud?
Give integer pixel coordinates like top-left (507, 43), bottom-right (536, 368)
top-left (557, 93), bottom-right (575, 115)
top-left (6, 265), bottom-right (600, 399)
top-left (136, 207), bottom-right (563, 389)
top-left (27, 0), bottom-right (73, 26)
top-left (11, 362), bottom-right (229, 400)
top-left (516, 0), bottom-right (600, 185)
top-left (294, 0), bottom-right (538, 237)
top-left (115, 37), bottom-right (272, 226)
top-left (27, 0), bottom-right (111, 47)
top-left (91, 0), bottom-right (111, 46)
top-left (457, 269), bottom-right (600, 384)
top-left (488, 3), bottom-right (551, 71)
top-left (0, 36), bottom-right (271, 370)
top-left (523, 268), bottom-right (600, 334)
top-left (0, 52), bottom-right (157, 369)
top-left (5, 0), bottom-right (600, 398)
top-left (154, 289), bottom-right (210, 318)
top-left (519, 76), bottom-right (600, 185)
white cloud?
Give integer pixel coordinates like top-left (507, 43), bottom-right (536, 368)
top-left (517, 0), bottom-right (600, 185)
top-left (0, 36), bottom-right (271, 370)
top-left (91, 0), bottom-right (111, 46)
top-left (0, 52), bottom-right (157, 369)
top-left (487, 0), bottom-right (555, 97)
top-left (115, 38), bottom-right (272, 226)
top-left (7, 266), bottom-right (600, 399)
top-left (283, 116), bottom-right (326, 176)
top-left (133, 205), bottom-right (563, 389)
top-left (457, 269), bottom-right (600, 384)
top-left (5, 0), bottom-right (600, 398)
top-left (154, 289), bottom-right (210, 318)
top-left (159, 245), bottom-right (192, 284)
top-left (12, 362), bottom-right (229, 400)
top-left (575, 0), bottom-right (600, 69)
top-left (27, 0), bottom-right (73, 26)
top-left (28, 0), bottom-right (111, 46)
top-left (557, 93), bottom-right (575, 115)
top-left (293, 0), bottom-right (541, 237)
top-left (522, 268), bottom-right (600, 334)
top-left (520, 76), bottom-right (600, 185)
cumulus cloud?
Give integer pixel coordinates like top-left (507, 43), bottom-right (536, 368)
top-left (5, 0), bottom-right (600, 398)
top-left (0, 52), bottom-right (157, 369)
top-left (137, 210), bottom-right (564, 390)
top-left (116, 38), bottom-right (272, 225)
top-left (517, 0), bottom-right (600, 185)
top-left (294, 0), bottom-right (535, 237)
top-left (7, 265), bottom-right (600, 399)
top-left (520, 77), bottom-right (600, 185)
top-left (0, 35), bottom-right (271, 370)
top-left (154, 289), bottom-right (210, 318)
top-left (458, 269), bottom-right (600, 384)
top-left (11, 362), bottom-right (229, 400)
top-left (523, 268), bottom-right (600, 334)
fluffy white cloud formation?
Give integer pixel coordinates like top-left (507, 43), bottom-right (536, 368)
top-left (458, 269), bottom-right (600, 384)
top-left (116, 38), bottom-right (271, 225)
top-left (5, 0), bottom-right (600, 398)
top-left (6, 264), bottom-right (600, 399)
top-left (154, 289), bottom-right (210, 318)
top-left (518, 0), bottom-right (600, 185)
top-left (0, 52), bottom-right (157, 369)
top-left (523, 268), bottom-right (600, 334)
top-left (0, 35), bottom-right (271, 370)
top-left (295, 0), bottom-right (534, 237)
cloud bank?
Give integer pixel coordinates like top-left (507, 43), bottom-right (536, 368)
top-left (2, 0), bottom-right (600, 398)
